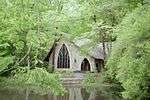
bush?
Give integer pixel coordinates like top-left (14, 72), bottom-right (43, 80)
top-left (0, 67), bottom-right (66, 95)
top-left (83, 72), bottom-right (97, 87)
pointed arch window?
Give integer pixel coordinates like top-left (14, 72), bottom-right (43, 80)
top-left (57, 44), bottom-right (70, 68)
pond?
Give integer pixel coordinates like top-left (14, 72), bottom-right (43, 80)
top-left (0, 86), bottom-right (114, 100)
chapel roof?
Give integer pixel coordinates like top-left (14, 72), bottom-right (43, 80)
top-left (44, 33), bottom-right (111, 61)
top-left (73, 38), bottom-right (111, 59)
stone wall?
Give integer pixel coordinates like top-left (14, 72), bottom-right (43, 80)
top-left (49, 39), bottom-right (96, 72)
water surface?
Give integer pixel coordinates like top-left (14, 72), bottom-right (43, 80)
top-left (0, 86), bottom-right (111, 100)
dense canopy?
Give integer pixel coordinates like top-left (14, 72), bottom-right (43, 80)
top-left (0, 0), bottom-right (150, 99)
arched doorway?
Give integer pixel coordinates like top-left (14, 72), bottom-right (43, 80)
top-left (57, 44), bottom-right (70, 68)
top-left (81, 58), bottom-right (91, 71)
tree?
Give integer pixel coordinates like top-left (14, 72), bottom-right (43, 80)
top-left (106, 5), bottom-right (150, 99)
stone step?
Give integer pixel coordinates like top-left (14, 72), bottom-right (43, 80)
top-left (60, 78), bottom-right (84, 85)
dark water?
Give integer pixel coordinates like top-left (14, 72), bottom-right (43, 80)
top-left (0, 86), bottom-right (111, 100)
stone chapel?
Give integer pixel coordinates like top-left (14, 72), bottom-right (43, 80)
top-left (45, 35), bottom-right (111, 72)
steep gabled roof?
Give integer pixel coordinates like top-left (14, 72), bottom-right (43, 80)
top-left (44, 33), bottom-right (111, 61)
top-left (90, 43), bottom-right (111, 59)
top-left (73, 38), bottom-right (111, 59)
top-left (44, 38), bottom-right (60, 61)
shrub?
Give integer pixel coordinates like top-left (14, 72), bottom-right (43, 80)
top-left (0, 67), bottom-right (66, 95)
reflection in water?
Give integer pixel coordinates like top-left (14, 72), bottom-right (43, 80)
top-left (0, 87), bottom-right (109, 100)
top-left (81, 88), bottom-right (90, 100)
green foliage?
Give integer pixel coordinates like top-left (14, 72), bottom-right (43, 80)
top-left (106, 5), bottom-right (150, 100)
top-left (83, 72), bottom-right (123, 100)
top-left (0, 56), bottom-right (14, 72)
top-left (0, 67), bottom-right (66, 95)
top-left (0, 0), bottom-right (57, 71)
top-left (83, 72), bottom-right (97, 87)
top-left (54, 70), bottom-right (74, 78)
top-left (0, 0), bottom-right (150, 99)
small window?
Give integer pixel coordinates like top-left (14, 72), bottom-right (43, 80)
top-left (74, 59), bottom-right (77, 63)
